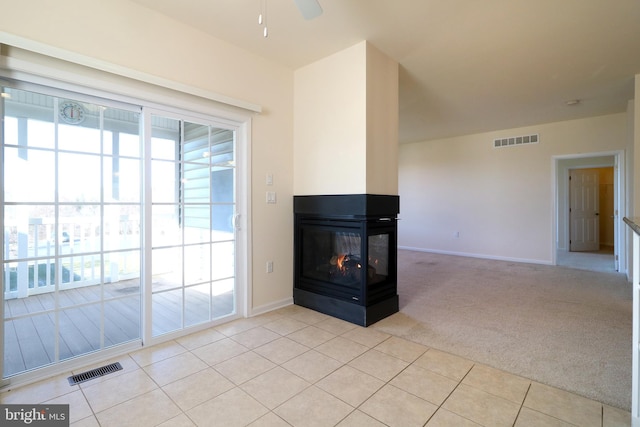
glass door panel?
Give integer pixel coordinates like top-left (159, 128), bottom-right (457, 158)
top-left (150, 115), bottom-right (236, 337)
top-left (2, 86), bottom-right (142, 378)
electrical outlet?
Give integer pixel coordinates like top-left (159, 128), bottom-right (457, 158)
top-left (266, 173), bottom-right (273, 186)
top-left (266, 261), bottom-right (274, 273)
top-left (453, 231), bottom-right (460, 238)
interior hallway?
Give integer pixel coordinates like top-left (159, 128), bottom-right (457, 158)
top-left (557, 247), bottom-right (617, 274)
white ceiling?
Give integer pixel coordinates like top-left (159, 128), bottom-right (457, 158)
top-left (130, 0), bottom-right (640, 144)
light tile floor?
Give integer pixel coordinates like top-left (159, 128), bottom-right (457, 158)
top-left (1, 305), bottom-right (632, 427)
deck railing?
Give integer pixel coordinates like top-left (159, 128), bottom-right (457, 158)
top-left (3, 216), bottom-right (140, 300)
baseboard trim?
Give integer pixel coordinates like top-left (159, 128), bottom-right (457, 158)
top-left (0, 340), bottom-right (142, 394)
top-left (398, 246), bottom-right (553, 266)
top-left (250, 297), bottom-right (293, 317)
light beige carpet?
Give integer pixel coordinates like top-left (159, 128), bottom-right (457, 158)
top-left (380, 250), bottom-right (632, 410)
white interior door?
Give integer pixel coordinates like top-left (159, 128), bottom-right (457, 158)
top-left (569, 168), bottom-right (600, 252)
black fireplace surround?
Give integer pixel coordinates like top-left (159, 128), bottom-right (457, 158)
top-left (293, 194), bottom-right (399, 326)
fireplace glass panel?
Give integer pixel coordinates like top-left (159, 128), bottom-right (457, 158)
top-left (301, 229), bottom-right (362, 287)
top-left (301, 228), bottom-right (392, 289)
top-left (368, 233), bottom-right (389, 285)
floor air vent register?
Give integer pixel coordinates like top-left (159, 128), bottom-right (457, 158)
top-left (67, 362), bottom-right (123, 386)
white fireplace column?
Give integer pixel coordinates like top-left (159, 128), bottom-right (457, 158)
top-left (293, 40), bottom-right (399, 197)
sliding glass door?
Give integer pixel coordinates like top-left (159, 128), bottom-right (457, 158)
top-left (1, 84), bottom-right (243, 381)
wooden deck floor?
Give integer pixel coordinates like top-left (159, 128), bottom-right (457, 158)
top-left (3, 280), bottom-right (234, 377)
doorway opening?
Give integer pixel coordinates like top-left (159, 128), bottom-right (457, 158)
top-left (553, 152), bottom-right (625, 274)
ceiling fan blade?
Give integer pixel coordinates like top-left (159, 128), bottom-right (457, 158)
top-left (294, 0), bottom-right (323, 20)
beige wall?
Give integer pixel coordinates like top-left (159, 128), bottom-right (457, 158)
top-left (399, 113), bottom-right (628, 264)
top-left (294, 41), bottom-right (398, 195)
top-left (366, 43), bottom-right (399, 195)
top-left (294, 42), bottom-right (368, 194)
top-left (0, 0), bottom-right (295, 312)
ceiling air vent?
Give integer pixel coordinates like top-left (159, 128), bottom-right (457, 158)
top-left (493, 133), bottom-right (539, 148)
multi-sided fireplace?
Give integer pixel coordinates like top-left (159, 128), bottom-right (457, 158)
top-left (293, 194), bottom-right (399, 326)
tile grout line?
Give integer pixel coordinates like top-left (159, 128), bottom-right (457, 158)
top-left (515, 383), bottom-right (587, 427)
top-left (511, 382), bottom-right (532, 427)
top-left (76, 380), bottom-right (99, 425)
top-left (425, 361), bottom-right (478, 426)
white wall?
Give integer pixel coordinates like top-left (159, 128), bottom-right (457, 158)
top-left (629, 94), bottom-right (637, 279)
top-left (399, 113), bottom-right (628, 264)
top-left (635, 75), bottom-right (640, 214)
top-left (0, 0), bottom-right (295, 311)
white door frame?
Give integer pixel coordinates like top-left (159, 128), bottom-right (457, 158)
top-left (552, 150), bottom-right (625, 273)
top-left (632, 231), bottom-right (640, 426)
top-left (140, 107), bottom-right (252, 347)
